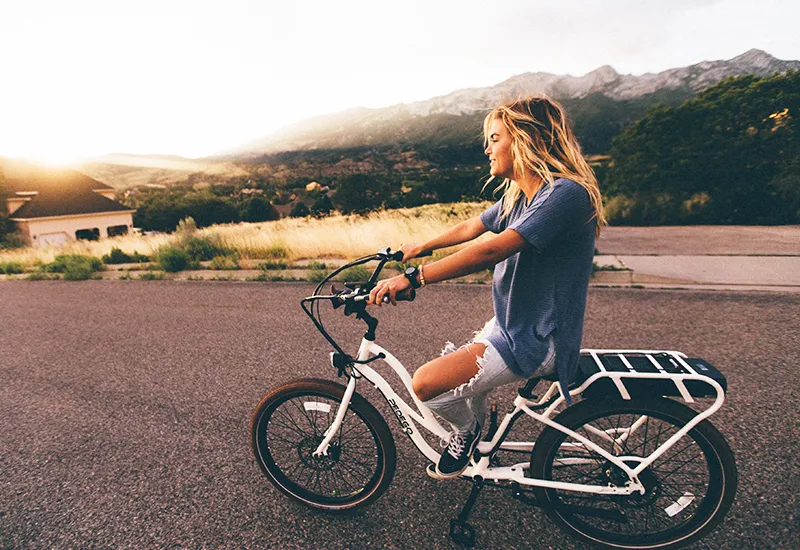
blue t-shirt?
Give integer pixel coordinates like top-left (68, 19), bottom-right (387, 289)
top-left (480, 178), bottom-right (595, 396)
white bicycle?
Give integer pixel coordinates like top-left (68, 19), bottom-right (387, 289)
top-left (251, 248), bottom-right (737, 548)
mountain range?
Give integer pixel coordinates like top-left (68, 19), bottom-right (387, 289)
top-left (79, 49), bottom-right (798, 189)
top-left (225, 49), bottom-right (798, 156)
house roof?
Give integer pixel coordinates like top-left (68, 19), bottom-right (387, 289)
top-left (1, 158), bottom-right (133, 219)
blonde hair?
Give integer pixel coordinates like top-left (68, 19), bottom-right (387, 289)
top-left (483, 96), bottom-right (606, 234)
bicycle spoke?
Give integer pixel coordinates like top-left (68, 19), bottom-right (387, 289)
top-left (544, 407), bottom-right (721, 544)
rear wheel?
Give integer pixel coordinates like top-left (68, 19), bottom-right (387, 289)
top-left (251, 378), bottom-right (396, 511)
top-left (529, 398), bottom-right (737, 549)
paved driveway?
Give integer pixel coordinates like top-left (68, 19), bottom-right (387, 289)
top-left (1, 282), bottom-right (798, 549)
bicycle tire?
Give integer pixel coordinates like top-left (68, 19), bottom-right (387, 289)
top-left (529, 397), bottom-right (737, 549)
top-left (251, 378), bottom-right (396, 511)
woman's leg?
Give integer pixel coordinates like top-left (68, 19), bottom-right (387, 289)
top-left (413, 340), bottom-right (523, 477)
top-left (412, 341), bottom-right (523, 433)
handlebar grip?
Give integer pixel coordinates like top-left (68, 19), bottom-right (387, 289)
top-left (391, 249), bottom-right (433, 261)
top-left (395, 288), bottom-right (417, 302)
top-left (396, 288), bottom-right (416, 302)
top-left (381, 288), bottom-right (416, 303)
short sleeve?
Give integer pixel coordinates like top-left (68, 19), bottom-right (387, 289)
top-left (480, 199), bottom-right (504, 233)
top-left (509, 180), bottom-right (593, 252)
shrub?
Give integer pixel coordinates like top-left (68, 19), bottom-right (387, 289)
top-left (157, 246), bottom-right (189, 272)
top-left (258, 261), bottom-right (288, 270)
top-left (0, 232), bottom-right (26, 250)
top-left (0, 261), bottom-right (24, 274)
top-left (183, 236), bottom-right (230, 262)
top-left (45, 254), bottom-right (102, 274)
top-left (209, 255), bottom-right (239, 270)
top-left (308, 270), bottom-right (328, 283)
top-left (102, 247), bottom-right (150, 264)
top-left (63, 256), bottom-right (101, 281)
top-left (42, 254), bottom-right (102, 280)
top-left (243, 244), bottom-right (289, 259)
top-left (335, 265), bottom-right (372, 282)
top-left (139, 272), bottom-right (165, 280)
top-left (26, 271), bottom-right (59, 281)
top-left (176, 216), bottom-right (198, 238)
top-left (306, 261), bottom-right (328, 270)
top-left (103, 247), bottom-right (133, 264)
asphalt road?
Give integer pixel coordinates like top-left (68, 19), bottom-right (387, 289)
top-left (1, 282), bottom-right (798, 549)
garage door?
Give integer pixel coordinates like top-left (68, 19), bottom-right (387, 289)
top-left (38, 232), bottom-right (70, 246)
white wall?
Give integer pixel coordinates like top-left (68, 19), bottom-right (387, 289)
top-left (21, 211), bottom-right (134, 247)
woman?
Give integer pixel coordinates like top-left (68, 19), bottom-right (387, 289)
top-left (368, 96), bottom-right (605, 479)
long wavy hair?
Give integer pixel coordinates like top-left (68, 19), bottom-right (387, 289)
top-left (483, 96), bottom-right (606, 234)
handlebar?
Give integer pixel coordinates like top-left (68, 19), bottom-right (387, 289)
top-left (300, 247), bottom-right (431, 360)
top-left (310, 246), bottom-right (431, 300)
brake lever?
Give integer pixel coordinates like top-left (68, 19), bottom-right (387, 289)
top-left (330, 285), bottom-right (343, 309)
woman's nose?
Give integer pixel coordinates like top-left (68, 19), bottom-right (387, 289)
top-left (484, 144), bottom-right (491, 155)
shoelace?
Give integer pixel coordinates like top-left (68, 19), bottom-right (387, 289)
top-left (446, 432), bottom-right (468, 459)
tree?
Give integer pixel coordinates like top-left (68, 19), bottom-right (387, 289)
top-left (242, 196), bottom-right (279, 222)
top-left (133, 190), bottom-right (242, 231)
top-left (310, 194), bottom-right (334, 217)
top-left (606, 71), bottom-right (800, 224)
top-left (289, 202), bottom-right (310, 217)
top-left (333, 174), bottom-right (401, 214)
top-left (0, 167), bottom-right (14, 243)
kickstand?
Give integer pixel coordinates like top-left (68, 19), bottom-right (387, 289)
top-left (449, 476), bottom-right (484, 548)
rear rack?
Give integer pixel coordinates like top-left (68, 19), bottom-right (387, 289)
top-left (576, 349), bottom-right (727, 404)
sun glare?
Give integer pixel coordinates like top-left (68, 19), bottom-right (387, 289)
top-left (11, 151), bottom-right (89, 168)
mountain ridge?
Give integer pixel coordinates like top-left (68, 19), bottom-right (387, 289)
top-left (75, 49), bottom-right (798, 189)
top-left (226, 49), bottom-right (798, 156)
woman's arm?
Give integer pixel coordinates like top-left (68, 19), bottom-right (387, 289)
top-left (404, 216), bottom-right (488, 260)
top-left (369, 228), bottom-right (527, 305)
top-left (418, 228), bottom-right (526, 284)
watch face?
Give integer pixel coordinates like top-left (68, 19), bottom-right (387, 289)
top-left (404, 266), bottom-right (420, 287)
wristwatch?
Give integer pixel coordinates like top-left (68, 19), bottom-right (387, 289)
top-left (404, 266), bottom-right (422, 289)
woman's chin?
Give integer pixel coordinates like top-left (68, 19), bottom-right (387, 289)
top-left (490, 169), bottom-right (508, 179)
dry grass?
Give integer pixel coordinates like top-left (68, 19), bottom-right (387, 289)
top-left (0, 202), bottom-right (494, 267)
top-left (213, 202), bottom-right (492, 260)
top-left (0, 232), bottom-right (171, 266)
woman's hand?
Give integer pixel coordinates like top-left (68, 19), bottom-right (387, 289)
top-left (401, 243), bottom-right (427, 262)
top-left (368, 274), bottom-right (411, 306)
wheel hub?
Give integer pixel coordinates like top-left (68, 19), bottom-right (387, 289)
top-left (298, 437), bottom-right (341, 470)
top-left (604, 459), bottom-right (661, 508)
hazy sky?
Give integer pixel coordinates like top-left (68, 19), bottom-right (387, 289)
top-left (1, 0), bottom-right (798, 163)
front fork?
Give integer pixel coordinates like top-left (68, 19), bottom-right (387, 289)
top-left (312, 374), bottom-right (357, 456)
top-left (312, 339), bottom-right (373, 456)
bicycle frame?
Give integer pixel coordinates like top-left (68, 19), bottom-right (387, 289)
top-left (311, 335), bottom-right (725, 497)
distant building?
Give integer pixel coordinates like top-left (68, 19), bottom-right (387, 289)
top-left (2, 159), bottom-right (135, 247)
top-left (305, 181), bottom-right (322, 192)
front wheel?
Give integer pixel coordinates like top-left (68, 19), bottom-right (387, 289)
top-left (529, 397), bottom-right (737, 549)
top-left (251, 378), bottom-right (396, 511)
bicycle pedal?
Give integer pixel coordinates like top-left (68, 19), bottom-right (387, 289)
top-left (449, 519), bottom-right (476, 548)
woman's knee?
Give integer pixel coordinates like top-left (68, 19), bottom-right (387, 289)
top-left (412, 368), bottom-right (439, 402)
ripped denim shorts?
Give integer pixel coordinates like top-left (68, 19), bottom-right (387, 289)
top-left (425, 318), bottom-right (556, 432)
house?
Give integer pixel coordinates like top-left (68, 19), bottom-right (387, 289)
top-left (305, 181), bottom-right (330, 193)
top-left (2, 159), bottom-right (135, 247)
